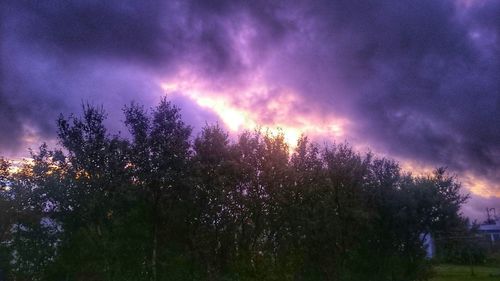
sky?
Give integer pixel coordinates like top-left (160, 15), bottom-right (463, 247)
top-left (1, 0), bottom-right (499, 220)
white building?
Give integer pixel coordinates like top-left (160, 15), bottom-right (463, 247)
top-left (478, 219), bottom-right (500, 243)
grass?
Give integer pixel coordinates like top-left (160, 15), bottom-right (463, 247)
top-left (431, 264), bottom-right (500, 281)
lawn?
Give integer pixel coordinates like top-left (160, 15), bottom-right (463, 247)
top-left (431, 264), bottom-right (500, 281)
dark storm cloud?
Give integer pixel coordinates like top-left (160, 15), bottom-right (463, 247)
top-left (7, 0), bottom-right (177, 65)
top-left (0, 0), bottom-right (224, 153)
top-left (0, 0), bottom-right (499, 206)
top-left (0, 0), bottom-right (294, 155)
top-left (330, 0), bottom-right (500, 184)
top-left (261, 0), bottom-right (500, 189)
top-left (8, 0), bottom-right (291, 74)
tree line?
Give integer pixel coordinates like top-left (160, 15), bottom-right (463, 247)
top-left (0, 98), bottom-right (468, 281)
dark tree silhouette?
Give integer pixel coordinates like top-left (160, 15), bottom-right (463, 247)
top-left (0, 99), bottom-right (469, 281)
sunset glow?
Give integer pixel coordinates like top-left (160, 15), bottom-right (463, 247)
top-left (402, 160), bottom-right (500, 198)
top-left (3, 1), bottom-right (500, 277)
top-left (2, 0), bottom-right (500, 222)
top-left (160, 72), bottom-right (345, 148)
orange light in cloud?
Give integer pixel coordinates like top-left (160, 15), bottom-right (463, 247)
top-left (167, 86), bottom-right (255, 131)
top-left (462, 174), bottom-right (500, 197)
top-left (400, 161), bottom-right (436, 178)
top-left (160, 70), bottom-right (346, 148)
top-left (400, 159), bottom-right (500, 198)
top-left (168, 72), bottom-right (500, 199)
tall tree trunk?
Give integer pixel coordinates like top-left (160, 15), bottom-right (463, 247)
top-left (151, 191), bottom-right (160, 281)
top-left (152, 224), bottom-right (157, 281)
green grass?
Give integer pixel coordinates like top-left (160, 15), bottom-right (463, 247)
top-left (431, 264), bottom-right (500, 281)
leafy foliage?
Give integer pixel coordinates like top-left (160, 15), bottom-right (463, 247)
top-left (0, 100), bottom-right (469, 281)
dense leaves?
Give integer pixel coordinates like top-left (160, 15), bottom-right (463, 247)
top-left (0, 100), bottom-right (468, 281)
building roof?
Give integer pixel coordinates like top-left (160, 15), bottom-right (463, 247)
top-left (479, 220), bottom-right (500, 232)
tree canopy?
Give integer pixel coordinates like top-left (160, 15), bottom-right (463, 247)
top-left (0, 98), bottom-right (468, 281)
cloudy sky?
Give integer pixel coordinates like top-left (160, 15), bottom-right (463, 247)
top-left (1, 0), bottom-right (499, 220)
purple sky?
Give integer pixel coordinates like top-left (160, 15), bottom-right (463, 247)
top-left (1, 0), bottom-right (499, 220)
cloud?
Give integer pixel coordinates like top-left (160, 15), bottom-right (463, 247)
top-left (259, 0), bottom-right (500, 191)
top-left (1, 0), bottom-right (499, 214)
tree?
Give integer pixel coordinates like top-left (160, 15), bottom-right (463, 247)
top-left (190, 124), bottom-right (238, 279)
top-left (124, 98), bottom-right (194, 281)
top-left (51, 104), bottom-right (140, 280)
top-left (0, 98), bottom-right (471, 281)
